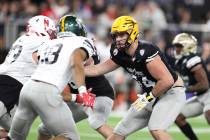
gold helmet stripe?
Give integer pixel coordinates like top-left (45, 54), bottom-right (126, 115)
top-left (61, 16), bottom-right (67, 32)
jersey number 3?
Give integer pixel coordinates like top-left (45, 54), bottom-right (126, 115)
top-left (6, 45), bottom-right (23, 63)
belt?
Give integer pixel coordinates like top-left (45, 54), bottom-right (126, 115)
top-left (172, 85), bottom-right (184, 88)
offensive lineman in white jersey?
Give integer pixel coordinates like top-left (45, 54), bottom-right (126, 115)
top-left (4, 15), bottom-right (96, 140)
top-left (0, 15), bottom-right (56, 138)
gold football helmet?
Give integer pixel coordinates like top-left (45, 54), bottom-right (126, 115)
top-left (172, 33), bottom-right (197, 59)
top-left (111, 16), bottom-right (139, 48)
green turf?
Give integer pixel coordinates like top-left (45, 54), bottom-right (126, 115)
top-left (27, 115), bottom-right (209, 140)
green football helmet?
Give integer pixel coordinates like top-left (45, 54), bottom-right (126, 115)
top-left (57, 15), bottom-right (87, 38)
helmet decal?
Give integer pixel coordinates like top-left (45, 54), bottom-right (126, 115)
top-left (57, 15), bottom-right (87, 38)
top-left (27, 15), bottom-right (56, 39)
top-left (44, 18), bottom-right (49, 29)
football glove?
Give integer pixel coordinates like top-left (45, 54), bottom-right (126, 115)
top-left (131, 92), bottom-right (155, 112)
top-left (76, 92), bottom-right (95, 107)
top-left (75, 86), bottom-right (96, 109)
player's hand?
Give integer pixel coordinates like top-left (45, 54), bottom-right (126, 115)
top-left (76, 91), bottom-right (95, 109)
top-left (131, 92), bottom-right (155, 112)
top-left (76, 86), bottom-right (95, 109)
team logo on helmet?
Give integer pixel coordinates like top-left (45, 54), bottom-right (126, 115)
top-left (27, 15), bottom-right (56, 39)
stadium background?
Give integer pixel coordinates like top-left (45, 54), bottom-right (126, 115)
top-left (0, 0), bottom-right (210, 139)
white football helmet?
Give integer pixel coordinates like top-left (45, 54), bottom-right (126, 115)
top-left (27, 15), bottom-right (56, 39)
top-left (172, 33), bottom-right (197, 59)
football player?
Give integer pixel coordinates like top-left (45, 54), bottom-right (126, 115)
top-left (4, 15), bottom-right (96, 140)
top-left (173, 33), bottom-right (210, 140)
top-left (0, 15), bottom-right (56, 138)
top-left (37, 36), bottom-right (115, 140)
top-left (85, 16), bottom-right (186, 140)
top-left (38, 49), bottom-right (115, 140)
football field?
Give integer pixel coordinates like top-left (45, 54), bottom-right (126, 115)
top-left (27, 116), bottom-right (210, 140)
top-left (28, 115), bottom-right (209, 140)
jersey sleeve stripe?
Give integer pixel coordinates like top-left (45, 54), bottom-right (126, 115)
top-left (186, 56), bottom-right (201, 69)
top-left (146, 51), bottom-right (158, 63)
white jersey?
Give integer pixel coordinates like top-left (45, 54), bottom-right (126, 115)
top-left (0, 33), bottom-right (49, 84)
top-left (31, 36), bottom-right (95, 92)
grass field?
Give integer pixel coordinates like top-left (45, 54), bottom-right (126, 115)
top-left (27, 114), bottom-right (209, 140)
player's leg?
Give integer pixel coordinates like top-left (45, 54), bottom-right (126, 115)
top-left (68, 102), bottom-right (88, 122)
top-left (175, 98), bottom-right (203, 140)
top-left (0, 104), bottom-right (17, 138)
top-left (8, 81), bottom-right (38, 140)
top-left (37, 102), bottom-right (87, 140)
top-left (85, 96), bottom-right (113, 138)
top-left (0, 113), bottom-right (11, 138)
top-left (205, 110), bottom-right (210, 125)
top-left (37, 124), bottom-right (52, 140)
top-left (107, 105), bottom-right (151, 140)
top-left (201, 89), bottom-right (210, 125)
top-left (0, 101), bottom-right (10, 138)
top-left (97, 124), bottom-right (113, 138)
top-left (32, 81), bottom-right (79, 140)
top-left (0, 75), bottom-right (22, 134)
top-left (49, 136), bottom-right (70, 140)
top-left (38, 133), bottom-right (52, 140)
top-left (149, 87), bottom-right (186, 140)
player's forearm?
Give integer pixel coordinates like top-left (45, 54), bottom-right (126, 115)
top-left (85, 59), bottom-right (119, 77)
top-left (186, 82), bottom-right (209, 93)
top-left (70, 61), bottom-right (86, 87)
top-left (152, 78), bottom-right (174, 97)
top-left (85, 65), bottom-right (101, 77)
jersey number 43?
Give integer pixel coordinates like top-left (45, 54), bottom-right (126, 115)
top-left (38, 43), bottom-right (63, 64)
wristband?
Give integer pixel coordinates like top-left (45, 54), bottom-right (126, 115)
top-left (71, 94), bottom-right (77, 102)
top-left (78, 86), bottom-right (87, 94)
top-left (150, 91), bottom-right (155, 98)
top-left (146, 92), bottom-right (155, 102)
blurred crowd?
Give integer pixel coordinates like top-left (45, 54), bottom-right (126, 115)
top-left (0, 0), bottom-right (210, 111)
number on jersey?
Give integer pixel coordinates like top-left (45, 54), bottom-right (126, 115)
top-left (5, 45), bottom-right (23, 63)
top-left (38, 43), bottom-right (63, 64)
top-left (142, 76), bottom-right (155, 88)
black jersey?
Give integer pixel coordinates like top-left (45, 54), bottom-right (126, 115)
top-left (69, 51), bottom-right (114, 99)
top-left (175, 53), bottom-right (210, 95)
top-left (110, 40), bottom-right (178, 94)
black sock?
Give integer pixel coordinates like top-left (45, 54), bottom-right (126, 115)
top-left (179, 123), bottom-right (198, 140)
